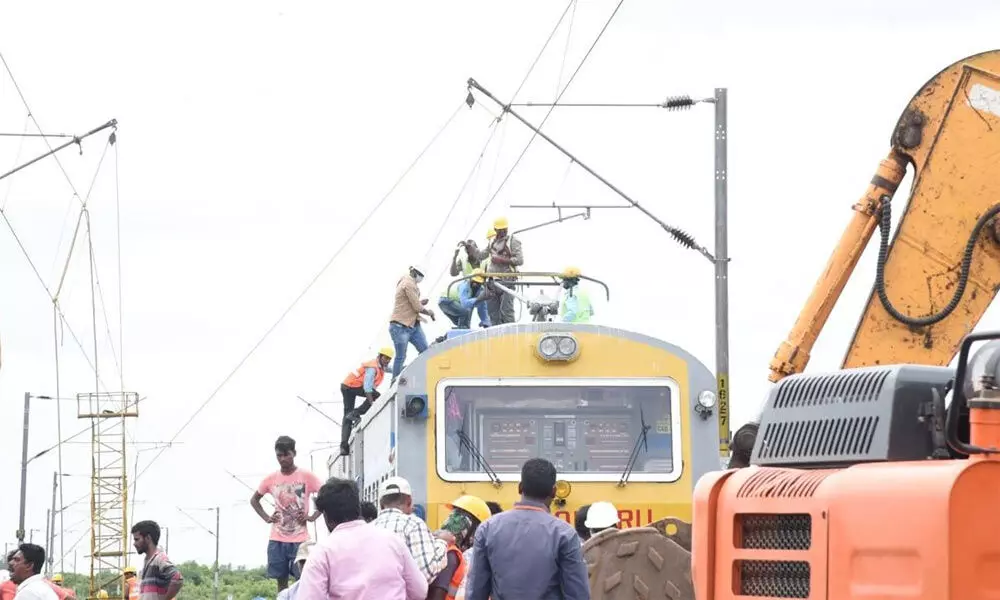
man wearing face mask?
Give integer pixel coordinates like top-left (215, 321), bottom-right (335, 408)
top-left (388, 264), bottom-right (436, 385)
top-left (559, 267), bottom-right (594, 324)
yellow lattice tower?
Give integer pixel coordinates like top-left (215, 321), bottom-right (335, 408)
top-left (78, 392), bottom-right (138, 600)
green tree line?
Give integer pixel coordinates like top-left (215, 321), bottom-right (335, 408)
top-left (57, 562), bottom-right (278, 600)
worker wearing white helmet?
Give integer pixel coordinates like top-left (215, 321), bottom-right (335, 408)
top-left (388, 264), bottom-right (436, 386)
top-left (584, 501), bottom-right (620, 537)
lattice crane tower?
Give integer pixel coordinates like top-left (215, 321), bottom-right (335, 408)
top-left (78, 391), bottom-right (138, 600)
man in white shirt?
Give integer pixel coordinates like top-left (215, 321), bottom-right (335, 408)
top-left (7, 544), bottom-right (57, 600)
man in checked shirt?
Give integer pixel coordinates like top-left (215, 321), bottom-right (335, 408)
top-left (372, 476), bottom-right (452, 582)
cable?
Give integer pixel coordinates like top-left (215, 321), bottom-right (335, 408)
top-left (132, 101), bottom-right (467, 484)
top-left (510, 0), bottom-right (577, 105)
top-left (465, 0), bottom-right (628, 239)
top-left (1, 115), bottom-right (29, 211)
top-left (556, 0), bottom-right (578, 95)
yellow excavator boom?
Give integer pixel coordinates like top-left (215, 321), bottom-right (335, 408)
top-left (769, 50), bottom-right (1000, 382)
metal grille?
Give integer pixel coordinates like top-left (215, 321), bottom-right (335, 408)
top-left (756, 416), bottom-right (879, 460)
top-left (737, 560), bottom-right (810, 598)
top-left (772, 368), bottom-right (890, 408)
top-left (738, 514), bottom-right (811, 550)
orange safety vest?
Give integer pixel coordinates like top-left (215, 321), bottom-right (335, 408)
top-left (342, 359), bottom-right (384, 389)
top-left (125, 577), bottom-right (139, 600)
top-left (444, 544), bottom-right (467, 600)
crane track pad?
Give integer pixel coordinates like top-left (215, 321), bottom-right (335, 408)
top-left (583, 527), bottom-right (693, 600)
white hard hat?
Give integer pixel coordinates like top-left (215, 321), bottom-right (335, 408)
top-left (410, 264), bottom-right (426, 277)
top-left (584, 501), bottom-right (620, 529)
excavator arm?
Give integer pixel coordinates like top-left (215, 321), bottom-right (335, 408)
top-left (732, 50), bottom-right (1000, 467)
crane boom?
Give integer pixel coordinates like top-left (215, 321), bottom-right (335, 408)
top-left (769, 50), bottom-right (1000, 383)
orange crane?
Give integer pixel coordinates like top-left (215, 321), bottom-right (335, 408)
top-left (695, 49), bottom-right (1000, 600)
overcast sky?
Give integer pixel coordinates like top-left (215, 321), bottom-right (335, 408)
top-left (3, 0), bottom-right (1000, 571)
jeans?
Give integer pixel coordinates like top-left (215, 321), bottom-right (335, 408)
top-left (439, 298), bottom-right (472, 328)
top-left (389, 321), bottom-right (429, 379)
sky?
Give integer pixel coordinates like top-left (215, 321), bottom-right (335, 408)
top-left (2, 0), bottom-right (1000, 571)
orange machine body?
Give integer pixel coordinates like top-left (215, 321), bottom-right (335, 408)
top-left (693, 455), bottom-right (1000, 600)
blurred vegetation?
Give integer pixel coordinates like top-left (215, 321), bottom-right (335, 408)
top-left (56, 562), bottom-right (278, 600)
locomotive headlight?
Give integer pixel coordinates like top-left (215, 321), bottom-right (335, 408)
top-left (695, 390), bottom-right (716, 418)
top-left (539, 337), bottom-right (559, 358)
top-left (536, 334), bottom-right (580, 362)
top-left (557, 336), bottom-right (577, 356)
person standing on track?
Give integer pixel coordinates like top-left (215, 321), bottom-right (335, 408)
top-left (250, 436), bottom-right (323, 595)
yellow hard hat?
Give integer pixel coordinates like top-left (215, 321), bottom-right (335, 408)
top-left (493, 216), bottom-right (509, 230)
top-left (378, 346), bottom-right (395, 360)
top-left (97, 591), bottom-right (109, 599)
top-left (123, 566), bottom-right (137, 575)
top-left (51, 574), bottom-right (63, 583)
top-left (470, 268), bottom-right (485, 284)
top-left (562, 266), bottom-right (582, 279)
top-left (446, 495), bottom-right (492, 525)
top-left (486, 227), bottom-right (496, 239)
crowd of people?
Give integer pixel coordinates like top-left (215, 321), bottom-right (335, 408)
top-left (247, 435), bottom-right (628, 599)
top-left (1, 519), bottom-right (180, 600)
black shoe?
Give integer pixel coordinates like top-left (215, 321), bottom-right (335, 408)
top-left (434, 334), bottom-right (448, 344)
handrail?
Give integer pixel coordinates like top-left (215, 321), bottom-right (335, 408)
top-left (444, 271), bottom-right (611, 302)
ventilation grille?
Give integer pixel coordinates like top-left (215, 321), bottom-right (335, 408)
top-left (737, 514), bottom-right (811, 550)
top-left (756, 416), bottom-right (879, 460)
top-left (737, 560), bottom-right (810, 598)
top-left (772, 369), bottom-right (890, 408)
top-left (737, 468), bottom-right (835, 498)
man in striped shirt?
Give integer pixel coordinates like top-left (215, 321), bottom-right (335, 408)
top-left (372, 476), bottom-right (449, 582)
top-left (131, 520), bottom-right (183, 600)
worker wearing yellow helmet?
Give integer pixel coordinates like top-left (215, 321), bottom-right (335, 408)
top-left (429, 495), bottom-right (492, 600)
top-left (559, 266), bottom-right (594, 323)
top-left (436, 268), bottom-right (491, 340)
top-left (468, 216), bottom-right (523, 325)
top-left (97, 591), bottom-right (109, 599)
top-left (339, 346), bottom-right (395, 455)
top-left (123, 565), bottom-right (138, 600)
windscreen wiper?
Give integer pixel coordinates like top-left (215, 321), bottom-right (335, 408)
top-left (456, 428), bottom-right (502, 486)
top-left (618, 406), bottom-right (651, 487)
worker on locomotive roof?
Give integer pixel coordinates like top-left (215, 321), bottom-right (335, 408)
top-left (584, 501), bottom-right (620, 538)
top-left (438, 268), bottom-right (491, 332)
top-left (389, 264), bottom-right (436, 386)
top-left (340, 347), bottom-right (395, 456)
top-left (468, 217), bottom-right (522, 325)
top-left (429, 495), bottom-right (493, 600)
top-left (559, 266), bottom-right (594, 324)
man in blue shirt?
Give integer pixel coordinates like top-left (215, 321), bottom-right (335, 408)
top-left (465, 458), bottom-right (590, 600)
top-left (438, 268), bottom-right (491, 330)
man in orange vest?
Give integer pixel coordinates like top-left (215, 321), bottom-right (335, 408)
top-left (428, 495), bottom-right (492, 600)
top-left (123, 566), bottom-right (138, 600)
top-left (339, 347), bottom-right (395, 455)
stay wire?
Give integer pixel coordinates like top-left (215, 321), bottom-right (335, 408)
top-left (465, 0), bottom-right (627, 239)
top-left (133, 101), bottom-right (467, 484)
top-left (510, 0), bottom-right (577, 105)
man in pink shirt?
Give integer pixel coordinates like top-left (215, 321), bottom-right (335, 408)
top-left (250, 436), bottom-right (323, 595)
top-left (297, 478), bottom-right (427, 600)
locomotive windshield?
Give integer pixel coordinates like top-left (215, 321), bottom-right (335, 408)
top-left (435, 378), bottom-right (682, 483)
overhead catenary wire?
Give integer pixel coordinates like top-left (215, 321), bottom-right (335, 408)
top-left (463, 0), bottom-right (628, 239)
top-left (132, 101), bottom-right (467, 485)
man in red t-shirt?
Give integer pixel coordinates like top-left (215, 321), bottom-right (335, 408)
top-left (249, 435), bottom-right (322, 595)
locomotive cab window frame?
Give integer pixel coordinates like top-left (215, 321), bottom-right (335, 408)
top-left (434, 377), bottom-right (683, 484)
